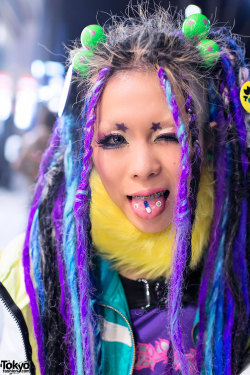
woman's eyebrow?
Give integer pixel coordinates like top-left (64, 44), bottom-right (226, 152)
top-left (116, 123), bottom-right (128, 132)
top-left (151, 122), bottom-right (162, 131)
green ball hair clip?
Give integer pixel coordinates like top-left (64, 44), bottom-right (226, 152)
top-left (196, 39), bottom-right (220, 67)
top-left (81, 25), bottom-right (106, 50)
top-left (73, 49), bottom-right (94, 76)
top-left (73, 24), bottom-right (106, 76)
top-left (182, 13), bottom-right (220, 67)
top-left (182, 14), bottom-right (210, 42)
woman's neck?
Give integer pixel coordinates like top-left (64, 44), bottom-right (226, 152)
top-left (119, 269), bottom-right (150, 281)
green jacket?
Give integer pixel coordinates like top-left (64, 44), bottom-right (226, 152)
top-left (96, 256), bottom-right (135, 375)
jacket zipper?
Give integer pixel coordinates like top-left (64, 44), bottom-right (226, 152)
top-left (100, 303), bottom-right (135, 375)
top-left (0, 293), bottom-right (28, 363)
top-left (0, 282), bottom-right (35, 374)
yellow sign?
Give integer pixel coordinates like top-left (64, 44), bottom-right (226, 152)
top-left (240, 81), bottom-right (250, 113)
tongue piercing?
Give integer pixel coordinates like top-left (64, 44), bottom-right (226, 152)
top-left (144, 200), bottom-right (151, 214)
top-left (156, 201), bottom-right (161, 207)
top-left (134, 203), bottom-right (139, 209)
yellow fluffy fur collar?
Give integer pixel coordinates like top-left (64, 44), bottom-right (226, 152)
top-left (90, 169), bottom-right (214, 279)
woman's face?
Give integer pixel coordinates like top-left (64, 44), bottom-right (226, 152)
top-left (92, 70), bottom-right (181, 233)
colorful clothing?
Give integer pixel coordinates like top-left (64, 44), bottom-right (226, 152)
top-left (1, 240), bottom-right (250, 375)
top-left (95, 256), bottom-right (200, 375)
top-left (131, 306), bottom-right (197, 374)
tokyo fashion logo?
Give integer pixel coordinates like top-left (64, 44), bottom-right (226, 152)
top-left (0, 360), bottom-right (30, 374)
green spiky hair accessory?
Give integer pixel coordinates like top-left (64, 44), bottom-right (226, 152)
top-left (73, 25), bottom-right (106, 76)
top-left (182, 13), bottom-right (220, 67)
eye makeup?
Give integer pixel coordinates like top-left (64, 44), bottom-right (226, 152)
top-left (95, 121), bottom-right (178, 150)
top-left (96, 133), bottom-right (128, 149)
top-left (151, 122), bottom-right (162, 131)
top-left (116, 123), bottom-right (128, 132)
top-left (155, 132), bottom-right (179, 143)
top-left (96, 131), bottom-right (179, 149)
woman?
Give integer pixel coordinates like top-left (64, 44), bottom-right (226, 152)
top-left (1, 6), bottom-right (250, 375)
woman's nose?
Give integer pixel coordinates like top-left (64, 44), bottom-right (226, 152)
top-left (129, 145), bottom-right (161, 180)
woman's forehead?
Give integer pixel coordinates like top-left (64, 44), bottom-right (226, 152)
top-left (95, 70), bottom-right (176, 130)
top-left (99, 71), bottom-right (169, 111)
top-left (95, 68), bottom-right (208, 144)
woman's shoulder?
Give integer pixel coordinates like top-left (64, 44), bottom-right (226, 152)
top-left (0, 233), bottom-right (29, 308)
top-left (0, 234), bottom-right (40, 374)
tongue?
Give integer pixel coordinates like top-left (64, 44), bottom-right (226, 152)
top-left (130, 195), bottom-right (166, 220)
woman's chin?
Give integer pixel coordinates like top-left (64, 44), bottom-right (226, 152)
top-left (125, 211), bottom-right (172, 233)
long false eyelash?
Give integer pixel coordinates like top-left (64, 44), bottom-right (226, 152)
top-left (97, 134), bottom-right (128, 149)
top-left (97, 132), bottom-right (179, 149)
top-left (156, 133), bottom-right (179, 143)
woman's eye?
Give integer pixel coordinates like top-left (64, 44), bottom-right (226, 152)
top-left (156, 133), bottom-right (179, 143)
top-left (97, 134), bottom-right (128, 149)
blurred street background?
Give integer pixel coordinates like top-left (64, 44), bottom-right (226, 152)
top-left (0, 0), bottom-right (249, 247)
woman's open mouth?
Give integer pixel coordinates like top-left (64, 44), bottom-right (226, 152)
top-left (127, 190), bottom-right (170, 220)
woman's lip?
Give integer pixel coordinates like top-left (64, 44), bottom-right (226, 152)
top-left (127, 188), bottom-right (167, 197)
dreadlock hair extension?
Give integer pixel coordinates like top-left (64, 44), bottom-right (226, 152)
top-left (201, 74), bottom-right (232, 374)
top-left (23, 116), bottom-right (64, 375)
top-left (197, 38), bottom-right (249, 373)
top-left (221, 54), bottom-right (247, 168)
top-left (30, 209), bottom-right (45, 313)
top-left (184, 95), bottom-right (201, 277)
top-left (51, 183), bottom-right (74, 374)
top-left (158, 67), bottom-right (191, 375)
top-left (197, 109), bottom-right (228, 372)
top-left (30, 127), bottom-right (70, 373)
top-left (233, 180), bottom-right (249, 319)
top-left (213, 204), bottom-right (228, 374)
top-left (225, 136), bottom-right (248, 374)
top-left (220, 52), bottom-right (249, 373)
top-left (62, 113), bottom-right (84, 375)
top-left (23, 188), bottom-right (46, 374)
top-left (73, 66), bottom-right (111, 374)
top-left (196, 29), bottom-right (250, 374)
top-left (38, 155), bottom-right (67, 373)
top-left (224, 285), bottom-right (235, 374)
top-left (212, 99), bottom-right (233, 374)
top-left (51, 184), bottom-right (67, 325)
top-left (42, 113), bottom-right (81, 375)
top-left (185, 96), bottom-right (201, 228)
top-left (204, 143), bottom-right (231, 374)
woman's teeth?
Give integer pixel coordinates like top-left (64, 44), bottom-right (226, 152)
top-left (132, 191), bottom-right (165, 200)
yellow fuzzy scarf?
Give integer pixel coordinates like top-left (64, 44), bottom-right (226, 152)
top-left (90, 169), bottom-right (214, 280)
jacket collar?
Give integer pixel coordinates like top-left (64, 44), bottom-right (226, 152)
top-left (95, 255), bottom-right (131, 319)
